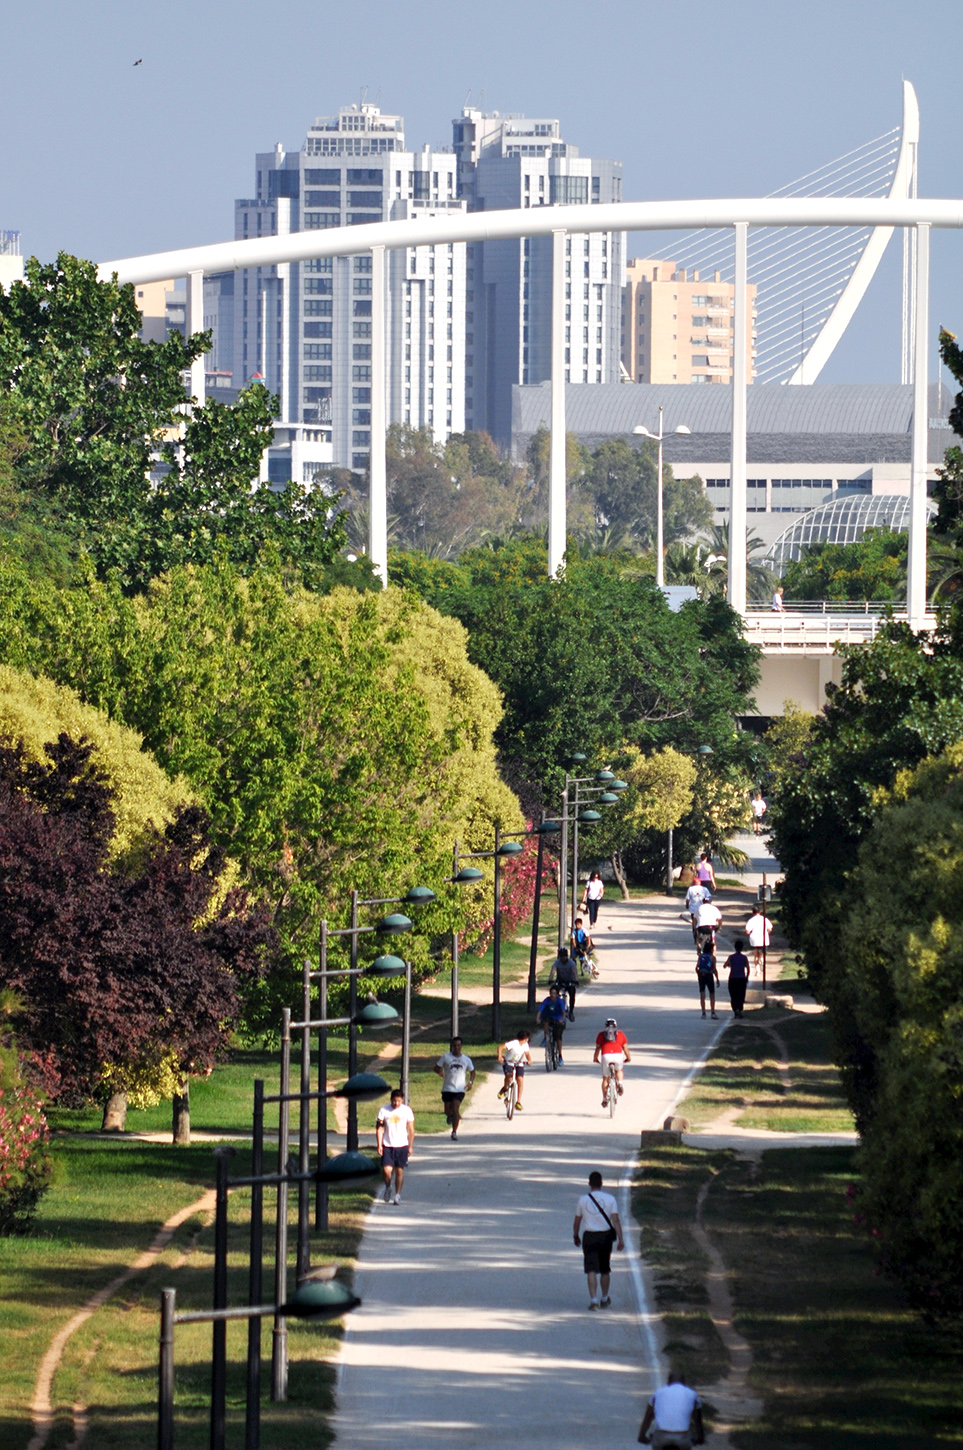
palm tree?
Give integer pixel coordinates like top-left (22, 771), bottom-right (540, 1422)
top-left (700, 523), bottom-right (779, 605)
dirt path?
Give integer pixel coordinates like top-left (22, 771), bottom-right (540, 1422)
top-left (26, 1188), bottom-right (216, 1450)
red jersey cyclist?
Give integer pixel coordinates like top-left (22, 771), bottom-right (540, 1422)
top-left (593, 1018), bottom-right (631, 1108)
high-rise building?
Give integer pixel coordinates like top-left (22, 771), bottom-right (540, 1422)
top-left (0, 231), bottom-right (23, 291)
top-left (452, 109), bottom-right (624, 444)
top-left (216, 103), bottom-right (468, 477)
top-left (621, 258), bottom-right (756, 385)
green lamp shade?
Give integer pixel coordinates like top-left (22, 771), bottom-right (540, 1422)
top-left (377, 912), bottom-right (412, 934)
top-left (404, 885), bottom-right (436, 906)
top-left (280, 1280), bottom-right (361, 1320)
top-left (538, 818), bottom-right (562, 833)
top-left (497, 841), bottom-right (524, 856)
top-left (697, 744), bottom-right (714, 756)
top-left (369, 953), bottom-right (406, 977)
top-left (595, 769), bottom-right (616, 783)
top-left (609, 779), bottom-right (628, 792)
top-left (357, 1001), bottom-right (399, 1027)
top-left (337, 1072), bottom-right (392, 1101)
top-left (598, 792), bottom-right (619, 805)
top-left (579, 809), bottom-right (602, 823)
top-left (314, 1151), bottom-right (380, 1184)
top-left (566, 752), bottom-right (588, 764)
top-left (454, 866), bottom-right (484, 883)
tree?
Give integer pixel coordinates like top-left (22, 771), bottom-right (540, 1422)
top-left (577, 437), bottom-right (711, 551)
top-left (590, 745), bottom-right (697, 896)
top-left (933, 328), bottom-right (963, 540)
top-left (0, 557), bottom-right (522, 1016)
top-left (699, 523), bottom-right (778, 604)
top-left (760, 699), bottom-right (814, 797)
top-left (0, 990), bottom-right (51, 1234)
top-left (391, 539), bottom-right (759, 819)
top-left (781, 529), bottom-right (907, 602)
top-left (0, 254), bottom-right (348, 591)
top-left (0, 735), bottom-right (271, 1123)
top-left (833, 746), bottom-right (963, 1315)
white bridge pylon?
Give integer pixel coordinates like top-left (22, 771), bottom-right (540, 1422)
top-left (99, 194), bottom-right (963, 621)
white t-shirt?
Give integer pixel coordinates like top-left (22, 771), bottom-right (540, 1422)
top-left (376, 1102), bottom-right (414, 1148)
top-left (685, 883), bottom-right (707, 914)
top-left (436, 1051), bottom-right (474, 1093)
top-left (501, 1038), bottom-right (529, 1065)
top-left (745, 914), bottom-right (772, 948)
top-left (585, 878), bottom-right (604, 901)
top-left (650, 1382), bottom-right (700, 1432)
top-left (575, 1189), bottom-right (619, 1233)
top-left (696, 902), bottom-right (722, 929)
top-left (751, 796), bottom-right (767, 819)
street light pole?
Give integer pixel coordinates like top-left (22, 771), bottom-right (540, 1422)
top-left (633, 409), bottom-right (691, 588)
top-left (492, 822), bottom-right (502, 1041)
top-left (451, 841), bottom-right (460, 1040)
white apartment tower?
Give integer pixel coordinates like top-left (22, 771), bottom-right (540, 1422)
top-left (452, 109), bottom-right (624, 445)
top-left (212, 104), bottom-right (467, 475)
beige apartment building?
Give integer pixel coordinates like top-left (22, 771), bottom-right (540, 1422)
top-left (621, 258), bottom-right (756, 385)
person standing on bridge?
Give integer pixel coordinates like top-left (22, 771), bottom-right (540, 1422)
top-left (573, 1170), bottom-right (624, 1311)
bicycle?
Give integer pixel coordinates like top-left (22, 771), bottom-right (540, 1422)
top-left (542, 1022), bottom-right (562, 1072)
top-left (503, 1066), bottom-right (520, 1118)
top-left (602, 1057), bottom-right (623, 1118)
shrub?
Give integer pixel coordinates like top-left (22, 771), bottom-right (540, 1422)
top-left (0, 995), bottom-right (50, 1234)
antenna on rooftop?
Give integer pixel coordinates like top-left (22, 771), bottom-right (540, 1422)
top-left (464, 89), bottom-right (472, 107)
top-left (360, 85), bottom-right (368, 107)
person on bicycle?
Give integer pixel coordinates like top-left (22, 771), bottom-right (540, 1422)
top-left (549, 946), bottom-right (579, 1020)
top-left (594, 1018), bottom-right (630, 1108)
top-left (497, 1031), bottom-right (532, 1110)
top-left (571, 917), bottom-right (595, 978)
top-left (537, 985), bottom-right (567, 1063)
top-left (638, 1372), bottom-right (705, 1447)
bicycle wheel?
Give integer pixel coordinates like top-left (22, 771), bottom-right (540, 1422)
top-left (551, 1032), bottom-right (560, 1071)
top-left (544, 1034), bottom-right (553, 1072)
top-left (506, 1076), bottom-right (516, 1119)
top-left (608, 1070), bottom-right (618, 1118)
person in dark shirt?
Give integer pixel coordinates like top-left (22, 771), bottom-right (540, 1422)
top-left (722, 937), bottom-right (751, 1018)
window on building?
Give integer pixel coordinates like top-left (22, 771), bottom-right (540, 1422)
top-left (354, 256), bottom-right (373, 273)
top-left (352, 409), bottom-right (371, 425)
top-left (352, 365), bottom-right (372, 380)
top-left (305, 169), bottom-right (340, 184)
top-left (304, 191), bottom-right (339, 207)
top-left (304, 300), bottom-right (332, 316)
top-left (346, 168), bottom-right (382, 183)
top-left (347, 191), bottom-right (382, 208)
top-left (304, 344), bottom-right (333, 360)
top-left (353, 387), bottom-right (371, 403)
top-left (353, 279), bottom-right (372, 294)
top-left (304, 365), bottom-right (332, 381)
top-left (304, 213), bottom-right (339, 229)
top-left (353, 300), bottom-right (372, 317)
top-left (304, 258), bottom-right (333, 272)
top-left (352, 453), bottom-right (370, 469)
top-left (352, 344), bottom-right (372, 360)
top-left (353, 322), bottom-right (372, 338)
top-left (550, 175), bottom-right (589, 205)
top-left (305, 278), bottom-right (333, 295)
top-left (303, 322), bottom-right (333, 339)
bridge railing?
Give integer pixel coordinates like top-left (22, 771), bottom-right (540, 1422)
top-left (743, 604), bottom-right (937, 651)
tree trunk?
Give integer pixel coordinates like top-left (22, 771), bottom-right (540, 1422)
top-left (611, 853), bottom-right (630, 900)
top-left (101, 1092), bottom-right (128, 1133)
top-left (172, 1082), bottom-right (191, 1145)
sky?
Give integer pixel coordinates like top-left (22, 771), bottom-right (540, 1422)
top-left (3, 0), bottom-right (961, 386)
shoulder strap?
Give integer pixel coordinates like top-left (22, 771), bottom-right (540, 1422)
top-left (587, 1192), bottom-right (614, 1231)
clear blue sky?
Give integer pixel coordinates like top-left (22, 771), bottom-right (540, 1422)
top-left (3, 0), bottom-right (961, 384)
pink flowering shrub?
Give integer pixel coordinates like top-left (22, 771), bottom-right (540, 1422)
top-left (0, 1017), bottom-right (51, 1235)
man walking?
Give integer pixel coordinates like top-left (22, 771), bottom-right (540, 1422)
top-left (434, 1036), bottom-right (475, 1141)
top-left (684, 879), bottom-right (707, 943)
top-left (375, 1088), bottom-right (415, 1204)
top-left (638, 1372), bottom-right (705, 1447)
top-left (723, 937), bottom-right (751, 1018)
top-left (745, 906), bottom-right (772, 972)
top-left (573, 1170), bottom-right (624, 1310)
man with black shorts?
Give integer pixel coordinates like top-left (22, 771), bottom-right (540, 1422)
top-left (375, 1089), bottom-right (415, 1204)
top-left (695, 940), bottom-right (719, 1019)
top-left (434, 1036), bottom-right (475, 1141)
top-left (573, 1170), bottom-right (624, 1310)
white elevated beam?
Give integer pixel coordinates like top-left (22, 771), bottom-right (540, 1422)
top-left (99, 198), bottom-right (963, 287)
top-left (728, 223), bottom-right (748, 614)
top-left (369, 245), bottom-right (388, 585)
top-left (548, 229), bottom-right (567, 578)
top-left (907, 223), bottom-right (930, 627)
top-left (186, 269), bottom-right (205, 408)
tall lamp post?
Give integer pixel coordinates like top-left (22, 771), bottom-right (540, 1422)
top-left (452, 826), bottom-right (528, 1041)
top-left (556, 762), bottom-right (627, 946)
top-left (633, 407), bottom-right (691, 587)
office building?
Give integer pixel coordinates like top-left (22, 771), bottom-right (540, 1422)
top-left (222, 103), bottom-right (467, 476)
top-left (452, 109), bottom-right (624, 444)
top-left (621, 259), bottom-right (756, 385)
top-left (0, 231), bottom-right (23, 291)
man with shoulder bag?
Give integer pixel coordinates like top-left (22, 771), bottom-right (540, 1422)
top-left (573, 1170), bottom-right (624, 1310)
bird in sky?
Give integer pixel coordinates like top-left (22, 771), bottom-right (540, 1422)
top-left (133, 58), bottom-right (142, 66)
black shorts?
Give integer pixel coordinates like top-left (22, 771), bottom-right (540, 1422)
top-left (503, 1061), bottom-right (526, 1077)
top-left (382, 1145), bottom-right (409, 1168)
top-left (697, 971), bottom-right (716, 992)
top-left (441, 1091), bottom-right (465, 1104)
top-left (581, 1229), bottom-right (614, 1275)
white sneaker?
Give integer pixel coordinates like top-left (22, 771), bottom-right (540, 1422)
top-left (392, 1192), bottom-right (402, 1205)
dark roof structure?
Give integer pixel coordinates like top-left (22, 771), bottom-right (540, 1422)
top-left (511, 382), bottom-right (955, 467)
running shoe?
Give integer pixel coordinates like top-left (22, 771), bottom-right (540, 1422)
top-left (515, 1102), bottom-right (524, 1111)
top-left (600, 1296), bottom-right (611, 1307)
top-left (497, 1087), bottom-right (506, 1099)
top-left (588, 1300), bottom-right (599, 1310)
top-left (382, 1185), bottom-right (392, 1203)
top-left (392, 1192), bottom-right (402, 1205)
top-left (450, 1130), bottom-right (458, 1141)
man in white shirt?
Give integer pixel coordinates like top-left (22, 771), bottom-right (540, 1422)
top-left (684, 880), bottom-right (707, 943)
top-left (573, 1171), bottom-right (624, 1310)
top-left (375, 1090), bottom-right (415, 1205)
top-left (745, 908), bottom-right (773, 971)
top-left (638, 1373), bottom-right (705, 1447)
top-left (433, 1036), bottom-right (475, 1141)
top-left (695, 895), bottom-right (722, 950)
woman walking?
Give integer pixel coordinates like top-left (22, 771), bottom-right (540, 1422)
top-left (723, 938), bottom-right (751, 1018)
top-left (582, 871), bottom-right (605, 928)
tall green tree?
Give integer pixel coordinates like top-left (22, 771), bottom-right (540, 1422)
top-left (781, 528), bottom-right (907, 601)
top-left (0, 254), bottom-right (348, 591)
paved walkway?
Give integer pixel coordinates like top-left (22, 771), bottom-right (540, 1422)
top-left (333, 893), bottom-right (727, 1450)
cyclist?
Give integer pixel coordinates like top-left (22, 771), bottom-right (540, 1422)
top-left (537, 985), bottom-right (568, 1062)
top-left (497, 1030), bottom-right (532, 1110)
top-left (593, 1018), bottom-right (630, 1109)
top-left (549, 946), bottom-right (580, 1020)
top-left (571, 916), bottom-right (597, 978)
top-left (694, 893), bottom-right (722, 952)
